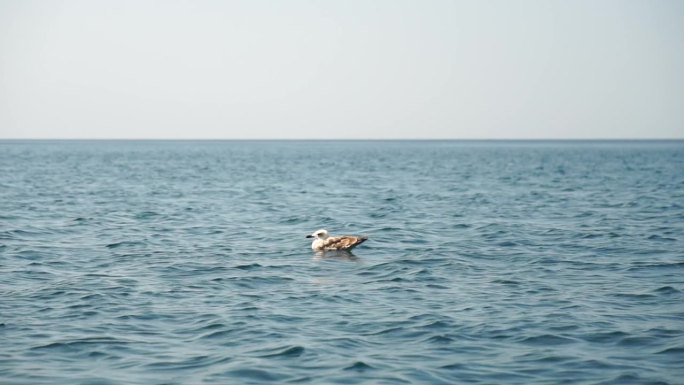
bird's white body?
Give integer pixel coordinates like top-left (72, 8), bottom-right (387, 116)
top-left (306, 229), bottom-right (368, 251)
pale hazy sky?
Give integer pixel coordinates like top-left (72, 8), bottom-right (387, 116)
top-left (0, 0), bottom-right (682, 139)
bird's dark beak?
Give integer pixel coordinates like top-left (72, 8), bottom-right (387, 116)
top-left (306, 234), bottom-right (313, 238)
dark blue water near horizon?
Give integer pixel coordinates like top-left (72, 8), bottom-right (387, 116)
top-left (1, 140), bottom-right (683, 384)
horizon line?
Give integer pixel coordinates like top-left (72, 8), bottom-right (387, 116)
top-left (1, 138), bottom-right (683, 142)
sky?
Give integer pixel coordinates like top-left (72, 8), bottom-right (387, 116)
top-left (0, 0), bottom-right (682, 139)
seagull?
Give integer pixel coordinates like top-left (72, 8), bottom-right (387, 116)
top-left (306, 229), bottom-right (368, 251)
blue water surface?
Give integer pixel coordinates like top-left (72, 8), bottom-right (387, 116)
top-left (1, 140), bottom-right (683, 384)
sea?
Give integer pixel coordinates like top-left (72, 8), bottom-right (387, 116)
top-left (1, 140), bottom-right (683, 385)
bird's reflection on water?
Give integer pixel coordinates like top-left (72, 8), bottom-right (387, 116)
top-left (312, 250), bottom-right (360, 262)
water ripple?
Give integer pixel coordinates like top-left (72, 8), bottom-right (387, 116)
top-left (1, 140), bottom-right (683, 384)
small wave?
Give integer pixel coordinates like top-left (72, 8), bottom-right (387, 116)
top-left (278, 216), bottom-right (307, 224)
top-left (229, 276), bottom-right (295, 289)
top-left (76, 378), bottom-right (119, 385)
top-left (134, 211), bottom-right (161, 219)
top-left (645, 327), bottom-right (682, 337)
top-left (233, 263), bottom-right (263, 270)
top-left (519, 334), bottom-right (576, 345)
top-left (656, 346), bottom-right (684, 355)
top-left (106, 241), bottom-right (144, 249)
top-left (144, 355), bottom-right (231, 371)
top-left (221, 368), bottom-right (281, 381)
top-left (647, 234), bottom-right (677, 242)
top-left (627, 261), bottom-right (684, 271)
top-left (0, 229), bottom-right (56, 240)
top-left (257, 345), bottom-right (305, 358)
top-left (424, 334), bottom-right (455, 344)
top-left (577, 232), bottom-right (603, 239)
top-left (654, 286), bottom-right (681, 295)
top-left (31, 337), bottom-right (130, 351)
top-left (581, 331), bottom-right (629, 343)
top-left (612, 292), bottom-right (656, 300)
top-left (198, 329), bottom-right (234, 340)
top-left (344, 361), bottom-right (375, 371)
top-left (13, 250), bottom-right (50, 261)
top-left (617, 336), bottom-right (657, 347)
top-left (601, 373), bottom-right (651, 384)
top-left (195, 322), bottom-right (227, 332)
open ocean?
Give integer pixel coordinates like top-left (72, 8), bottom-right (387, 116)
top-left (1, 140), bottom-right (683, 385)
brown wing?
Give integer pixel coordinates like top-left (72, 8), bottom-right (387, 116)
top-left (322, 235), bottom-right (368, 250)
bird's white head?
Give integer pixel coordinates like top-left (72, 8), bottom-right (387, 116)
top-left (306, 229), bottom-right (329, 240)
